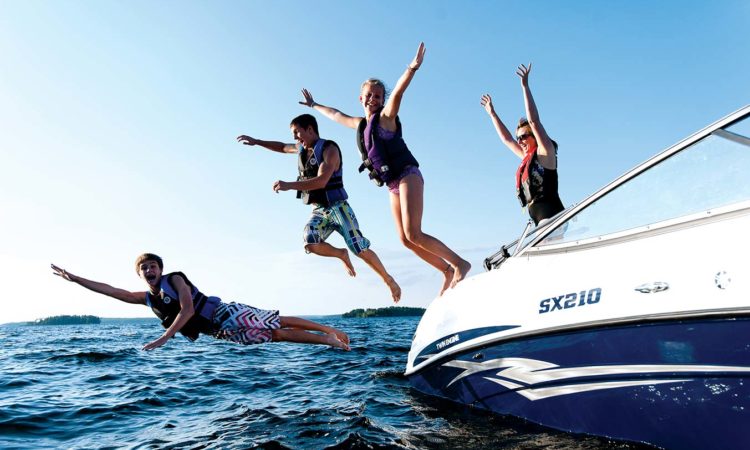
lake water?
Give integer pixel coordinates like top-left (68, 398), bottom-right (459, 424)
top-left (0, 316), bottom-right (651, 449)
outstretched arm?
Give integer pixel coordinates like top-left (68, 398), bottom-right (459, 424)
top-left (480, 94), bottom-right (524, 159)
top-left (299, 88), bottom-right (361, 129)
top-left (142, 274), bottom-right (194, 351)
top-left (237, 135), bottom-right (297, 154)
top-left (51, 264), bottom-right (146, 305)
top-left (381, 42), bottom-right (425, 124)
top-left (517, 63), bottom-right (556, 168)
top-left (273, 142), bottom-right (340, 193)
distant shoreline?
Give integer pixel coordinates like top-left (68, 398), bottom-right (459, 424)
top-left (342, 306), bottom-right (425, 318)
top-left (1, 309), bottom-right (424, 327)
top-left (28, 315), bottom-right (101, 326)
top-left (1, 317), bottom-right (157, 327)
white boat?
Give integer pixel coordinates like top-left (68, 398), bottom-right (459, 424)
top-left (405, 105), bottom-right (750, 449)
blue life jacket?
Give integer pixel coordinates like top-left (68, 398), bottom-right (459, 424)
top-left (145, 272), bottom-right (220, 341)
top-left (356, 112), bottom-right (419, 186)
top-left (296, 139), bottom-right (348, 206)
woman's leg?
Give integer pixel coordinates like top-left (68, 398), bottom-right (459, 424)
top-left (388, 180), bottom-right (455, 295)
top-left (389, 189), bottom-right (454, 295)
top-left (397, 174), bottom-right (471, 289)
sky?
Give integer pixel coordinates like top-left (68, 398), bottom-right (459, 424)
top-left (1, 0), bottom-right (748, 324)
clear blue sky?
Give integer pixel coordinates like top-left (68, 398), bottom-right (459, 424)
top-left (1, 0), bottom-right (748, 323)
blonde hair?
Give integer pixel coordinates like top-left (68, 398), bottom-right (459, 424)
top-left (361, 78), bottom-right (389, 98)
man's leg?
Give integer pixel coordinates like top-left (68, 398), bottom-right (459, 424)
top-left (357, 249), bottom-right (401, 302)
top-left (279, 316), bottom-right (349, 344)
top-left (273, 316), bottom-right (350, 350)
top-left (272, 328), bottom-right (349, 350)
top-left (304, 207), bottom-right (356, 276)
top-left (305, 242), bottom-right (356, 277)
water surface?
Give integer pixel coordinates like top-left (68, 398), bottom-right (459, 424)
top-left (0, 317), bottom-right (651, 449)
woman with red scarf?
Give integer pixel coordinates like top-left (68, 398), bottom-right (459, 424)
top-left (481, 64), bottom-right (564, 225)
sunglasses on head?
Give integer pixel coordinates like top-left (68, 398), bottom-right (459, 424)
top-left (516, 133), bottom-right (534, 142)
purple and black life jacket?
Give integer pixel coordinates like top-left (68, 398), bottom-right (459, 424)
top-left (356, 112), bottom-right (419, 186)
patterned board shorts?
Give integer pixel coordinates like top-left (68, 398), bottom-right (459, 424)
top-left (304, 200), bottom-right (371, 255)
top-left (386, 165), bottom-right (423, 195)
top-left (211, 302), bottom-right (281, 345)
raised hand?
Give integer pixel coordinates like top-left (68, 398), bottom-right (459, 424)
top-left (480, 94), bottom-right (495, 115)
top-left (236, 135), bottom-right (259, 146)
top-left (51, 264), bottom-right (75, 282)
top-left (516, 63), bottom-right (532, 86)
top-left (409, 42), bottom-right (426, 70)
top-left (299, 88), bottom-right (316, 108)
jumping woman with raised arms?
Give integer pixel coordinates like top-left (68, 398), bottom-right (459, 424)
top-left (300, 43), bottom-right (470, 296)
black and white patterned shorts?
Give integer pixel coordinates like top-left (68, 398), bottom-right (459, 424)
top-left (211, 302), bottom-right (281, 345)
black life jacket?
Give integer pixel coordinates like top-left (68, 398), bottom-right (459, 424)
top-left (515, 145), bottom-right (561, 208)
top-left (296, 138), bottom-right (348, 206)
top-left (356, 112), bottom-right (419, 186)
top-left (145, 272), bottom-right (220, 341)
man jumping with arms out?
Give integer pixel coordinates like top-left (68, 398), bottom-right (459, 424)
top-left (52, 253), bottom-right (350, 351)
top-left (237, 114), bottom-right (401, 302)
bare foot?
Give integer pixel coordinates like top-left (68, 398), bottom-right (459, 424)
top-left (439, 266), bottom-right (454, 296)
top-left (450, 259), bottom-right (472, 289)
top-left (340, 250), bottom-right (356, 277)
top-left (326, 326), bottom-right (350, 345)
top-left (387, 277), bottom-right (402, 303)
top-left (325, 332), bottom-right (351, 351)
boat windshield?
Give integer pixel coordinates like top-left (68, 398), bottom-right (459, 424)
top-left (524, 113), bottom-right (750, 249)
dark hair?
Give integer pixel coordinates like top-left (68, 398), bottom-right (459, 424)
top-left (290, 114), bottom-right (319, 135)
top-left (135, 253), bottom-right (163, 273)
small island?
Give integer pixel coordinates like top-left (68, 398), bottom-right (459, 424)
top-left (342, 306), bottom-right (425, 318)
top-left (29, 315), bottom-right (101, 326)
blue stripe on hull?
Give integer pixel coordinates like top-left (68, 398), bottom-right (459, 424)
top-left (415, 325), bottom-right (519, 362)
top-left (408, 318), bottom-right (750, 449)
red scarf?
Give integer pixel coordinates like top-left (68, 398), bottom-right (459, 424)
top-left (515, 147), bottom-right (537, 192)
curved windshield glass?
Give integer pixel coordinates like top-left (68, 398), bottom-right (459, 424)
top-left (533, 114), bottom-right (750, 247)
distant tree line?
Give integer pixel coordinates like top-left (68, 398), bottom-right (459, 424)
top-left (30, 315), bottom-right (101, 325)
top-left (342, 306), bottom-right (425, 318)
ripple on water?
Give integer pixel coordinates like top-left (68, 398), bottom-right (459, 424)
top-left (0, 378), bottom-right (34, 390)
top-left (370, 369), bottom-right (406, 380)
top-left (45, 349), bottom-right (138, 363)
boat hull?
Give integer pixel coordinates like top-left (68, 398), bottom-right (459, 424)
top-left (408, 317), bottom-right (750, 449)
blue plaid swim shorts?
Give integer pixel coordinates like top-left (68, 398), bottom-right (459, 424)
top-left (304, 200), bottom-right (371, 255)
